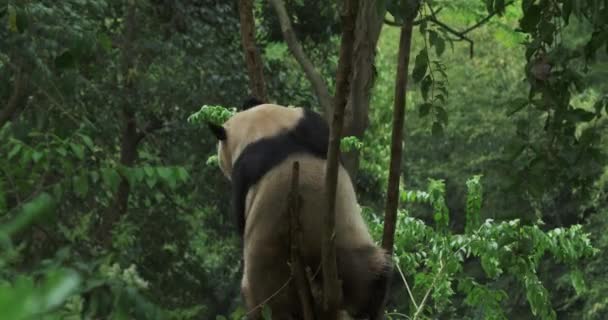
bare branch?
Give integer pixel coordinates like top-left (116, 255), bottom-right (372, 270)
top-left (268, 0), bottom-right (332, 117)
top-left (288, 161), bottom-right (315, 320)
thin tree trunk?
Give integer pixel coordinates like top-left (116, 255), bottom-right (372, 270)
top-left (99, 1), bottom-right (138, 246)
top-left (268, 0), bottom-right (333, 118)
top-left (239, 0), bottom-right (268, 101)
top-left (375, 8), bottom-right (418, 319)
top-left (322, 0), bottom-right (358, 318)
top-left (381, 5), bottom-right (416, 258)
top-left (342, 0), bottom-right (385, 178)
top-left (0, 60), bottom-right (28, 127)
top-left (377, 7), bottom-right (419, 320)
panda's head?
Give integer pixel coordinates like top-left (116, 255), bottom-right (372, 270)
top-left (207, 100), bottom-right (307, 180)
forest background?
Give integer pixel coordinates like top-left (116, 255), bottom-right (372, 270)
top-left (0, 0), bottom-right (607, 319)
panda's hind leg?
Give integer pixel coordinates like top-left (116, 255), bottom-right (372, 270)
top-left (337, 245), bottom-right (393, 319)
top-left (242, 244), bottom-right (302, 319)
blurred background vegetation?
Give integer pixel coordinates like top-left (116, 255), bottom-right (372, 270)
top-left (0, 0), bottom-right (606, 319)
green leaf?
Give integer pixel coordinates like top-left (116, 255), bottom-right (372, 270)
top-left (432, 122), bottom-right (444, 137)
top-left (262, 305), bottom-right (272, 320)
top-left (101, 168), bottom-right (120, 192)
top-left (176, 167), bottom-right (189, 182)
top-left (429, 30), bottom-right (445, 56)
top-left (8, 143), bottom-right (22, 160)
top-left (32, 151), bottom-right (44, 163)
top-left (568, 108), bottom-right (595, 123)
top-left (157, 167), bottom-right (172, 181)
top-left (418, 102), bottom-right (432, 117)
top-left (143, 166), bottom-right (155, 177)
top-left (7, 5), bottom-right (18, 33)
top-left (569, 269), bottom-right (586, 295)
top-left (97, 33), bottom-right (113, 52)
top-left (421, 75), bottom-right (432, 101)
top-left (41, 269), bottom-right (81, 310)
top-left (436, 106), bottom-right (448, 125)
top-left (74, 174), bottom-right (89, 198)
top-left (78, 133), bottom-right (95, 150)
top-left (519, 4), bottom-right (541, 33)
top-left (55, 51), bottom-right (76, 70)
top-left (0, 193), bottom-right (55, 236)
top-left (412, 48), bottom-right (428, 83)
top-left (70, 143), bottom-right (85, 160)
top-left (562, 0), bottom-right (573, 24)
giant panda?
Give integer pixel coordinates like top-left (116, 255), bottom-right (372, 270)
top-left (208, 98), bottom-right (392, 319)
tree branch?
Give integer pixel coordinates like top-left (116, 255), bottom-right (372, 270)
top-left (322, 0), bottom-right (358, 317)
top-left (288, 161), bottom-right (315, 320)
top-left (268, 0), bottom-right (333, 118)
top-left (425, 2), bottom-right (514, 58)
top-left (384, 2), bottom-right (514, 58)
top-left (239, 0), bottom-right (268, 101)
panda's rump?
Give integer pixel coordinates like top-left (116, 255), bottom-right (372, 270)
top-left (244, 153), bottom-right (374, 261)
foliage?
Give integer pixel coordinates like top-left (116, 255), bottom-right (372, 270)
top-left (340, 136), bottom-right (364, 153)
top-left (187, 105), bottom-right (236, 125)
top-left (371, 177), bottom-right (596, 319)
top-left (1, 0), bottom-right (606, 319)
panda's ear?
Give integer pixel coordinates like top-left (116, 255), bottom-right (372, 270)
top-left (240, 96), bottom-right (264, 111)
top-left (207, 122), bottom-right (227, 140)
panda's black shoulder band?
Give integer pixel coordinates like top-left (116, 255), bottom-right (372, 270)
top-left (230, 108), bottom-right (333, 237)
top-left (207, 122), bottom-right (226, 140)
top-left (240, 96), bottom-right (264, 111)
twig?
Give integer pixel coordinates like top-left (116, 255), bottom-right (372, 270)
top-left (412, 258), bottom-right (445, 320)
top-left (288, 161), bottom-right (315, 320)
top-left (396, 262), bottom-right (418, 310)
top-left (268, 0), bottom-right (333, 118)
top-left (425, 1), bottom-right (515, 58)
top-left (245, 277), bottom-right (293, 316)
top-left (461, 1), bottom-right (515, 34)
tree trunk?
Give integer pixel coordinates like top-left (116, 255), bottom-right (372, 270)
top-left (238, 0), bottom-right (268, 101)
top-left (376, 5), bottom-right (419, 319)
top-left (99, 1), bottom-right (138, 246)
top-left (342, 0), bottom-right (385, 179)
top-left (322, 0), bottom-right (358, 318)
top-left (381, 1), bottom-right (417, 258)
